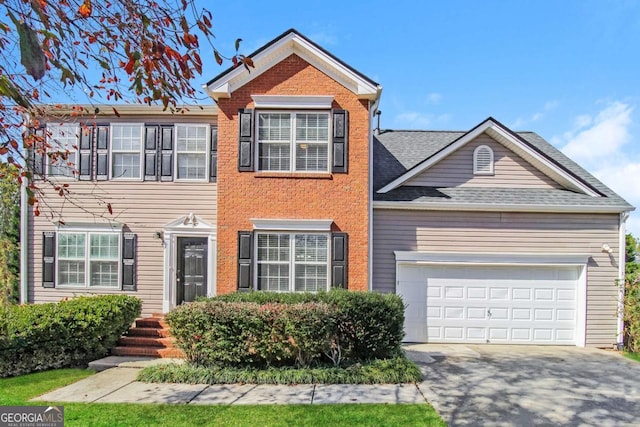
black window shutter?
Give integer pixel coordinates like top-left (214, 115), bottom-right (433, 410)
top-left (160, 125), bottom-right (174, 181)
top-left (331, 232), bottom-right (348, 289)
top-left (78, 126), bottom-right (93, 180)
top-left (238, 109), bottom-right (254, 171)
top-left (144, 125), bottom-right (159, 181)
top-left (96, 125), bottom-right (109, 180)
top-left (42, 231), bottom-right (56, 288)
top-left (33, 127), bottom-right (45, 177)
top-left (332, 110), bottom-right (349, 173)
top-left (122, 233), bottom-right (137, 291)
top-left (210, 125), bottom-right (218, 181)
top-left (237, 231), bottom-right (253, 292)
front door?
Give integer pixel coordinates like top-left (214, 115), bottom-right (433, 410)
top-left (176, 237), bottom-right (208, 304)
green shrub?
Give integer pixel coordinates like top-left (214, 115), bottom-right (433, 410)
top-left (137, 355), bottom-right (422, 385)
top-left (171, 290), bottom-right (405, 367)
top-left (214, 290), bottom-right (405, 361)
top-left (0, 295), bottom-right (141, 377)
top-left (167, 301), bottom-right (335, 368)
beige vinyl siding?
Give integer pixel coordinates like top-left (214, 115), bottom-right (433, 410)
top-left (29, 181), bottom-right (217, 316)
top-left (372, 209), bottom-right (621, 347)
top-left (405, 134), bottom-right (562, 189)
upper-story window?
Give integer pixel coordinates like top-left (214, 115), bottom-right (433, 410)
top-left (473, 145), bottom-right (494, 175)
top-left (257, 112), bottom-right (330, 172)
top-left (111, 124), bottom-right (143, 179)
top-left (40, 122), bottom-right (216, 182)
top-left (47, 124), bottom-right (79, 177)
top-left (176, 124), bottom-right (209, 180)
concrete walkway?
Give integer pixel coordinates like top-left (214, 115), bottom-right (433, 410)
top-left (32, 357), bottom-right (428, 405)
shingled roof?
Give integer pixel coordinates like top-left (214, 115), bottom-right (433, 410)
top-left (373, 128), bottom-right (633, 211)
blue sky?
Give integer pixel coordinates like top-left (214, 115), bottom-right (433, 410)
top-left (201, 1), bottom-right (640, 235)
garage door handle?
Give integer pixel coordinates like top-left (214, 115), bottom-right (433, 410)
top-left (487, 309), bottom-right (492, 319)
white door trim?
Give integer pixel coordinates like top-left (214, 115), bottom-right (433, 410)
top-left (162, 214), bottom-right (216, 313)
top-left (395, 252), bottom-right (588, 347)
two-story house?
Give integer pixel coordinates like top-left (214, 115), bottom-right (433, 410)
top-left (22, 29), bottom-right (634, 348)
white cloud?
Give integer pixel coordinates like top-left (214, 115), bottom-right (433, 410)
top-left (426, 93), bottom-right (442, 104)
top-left (511, 100), bottom-right (559, 129)
top-left (556, 101), bottom-right (639, 236)
top-left (394, 111), bottom-right (450, 129)
top-left (395, 112), bottom-right (433, 128)
top-left (560, 102), bottom-right (633, 165)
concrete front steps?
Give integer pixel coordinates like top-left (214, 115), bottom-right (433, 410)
top-left (111, 315), bottom-right (185, 358)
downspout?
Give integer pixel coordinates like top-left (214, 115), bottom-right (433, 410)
top-left (368, 87), bottom-right (382, 292)
top-left (19, 180), bottom-right (28, 304)
top-left (617, 211), bottom-right (630, 348)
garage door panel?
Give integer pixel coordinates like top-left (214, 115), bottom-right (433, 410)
top-left (467, 287), bottom-right (487, 299)
top-left (398, 264), bottom-right (579, 345)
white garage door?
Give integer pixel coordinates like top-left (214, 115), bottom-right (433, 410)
top-left (398, 264), bottom-right (579, 345)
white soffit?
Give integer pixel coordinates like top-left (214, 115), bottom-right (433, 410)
top-left (251, 95), bottom-right (334, 109)
top-left (377, 119), bottom-right (599, 197)
top-left (251, 219), bottom-right (333, 231)
top-left (204, 31), bottom-right (380, 101)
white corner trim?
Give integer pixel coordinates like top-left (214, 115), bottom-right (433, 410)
top-left (250, 218), bottom-right (333, 231)
top-left (377, 119), bottom-right (600, 197)
top-left (251, 95), bottom-right (334, 109)
top-left (393, 251), bottom-right (590, 266)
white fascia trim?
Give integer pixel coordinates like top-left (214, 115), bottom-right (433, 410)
top-left (394, 251), bottom-right (590, 266)
top-left (377, 121), bottom-right (491, 193)
top-left (377, 120), bottom-right (599, 197)
top-left (250, 219), bottom-right (333, 231)
top-left (252, 95), bottom-right (334, 109)
top-left (205, 32), bottom-right (380, 101)
top-left (372, 200), bottom-right (632, 214)
top-left (484, 126), bottom-right (598, 197)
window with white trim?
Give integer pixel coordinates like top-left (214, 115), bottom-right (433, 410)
top-left (473, 144), bottom-right (494, 175)
top-left (176, 124), bottom-right (208, 180)
top-left (47, 124), bottom-right (79, 177)
top-left (257, 112), bottom-right (330, 172)
top-left (111, 124), bottom-right (143, 179)
top-left (57, 231), bottom-right (120, 288)
top-left (256, 232), bottom-right (329, 292)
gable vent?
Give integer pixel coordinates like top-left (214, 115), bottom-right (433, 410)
top-left (473, 145), bottom-right (494, 175)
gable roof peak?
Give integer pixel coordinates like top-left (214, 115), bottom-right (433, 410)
top-left (204, 28), bottom-right (381, 101)
top-left (376, 117), bottom-right (603, 198)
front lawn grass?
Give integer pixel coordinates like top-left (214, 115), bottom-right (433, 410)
top-left (138, 355), bottom-right (422, 385)
top-left (623, 352), bottom-right (640, 363)
top-left (1, 369), bottom-right (446, 427)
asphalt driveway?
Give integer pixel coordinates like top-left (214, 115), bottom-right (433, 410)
top-left (405, 344), bottom-right (640, 427)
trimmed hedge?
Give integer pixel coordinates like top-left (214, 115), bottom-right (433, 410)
top-left (169, 290), bottom-right (405, 368)
top-left (138, 355), bottom-right (422, 385)
top-left (0, 295), bottom-right (141, 377)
